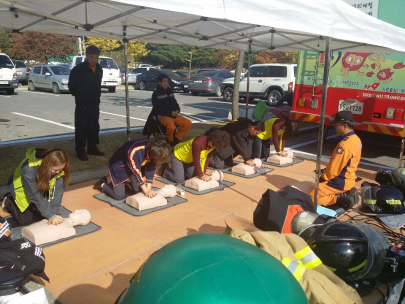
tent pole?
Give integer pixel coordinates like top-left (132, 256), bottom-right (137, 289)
top-left (123, 26), bottom-right (130, 141)
top-left (399, 120), bottom-right (405, 168)
top-left (245, 41), bottom-right (252, 118)
top-left (313, 36), bottom-right (331, 207)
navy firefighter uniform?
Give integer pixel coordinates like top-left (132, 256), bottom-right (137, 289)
top-left (102, 140), bottom-right (156, 200)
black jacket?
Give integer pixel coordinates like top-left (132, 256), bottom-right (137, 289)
top-left (216, 118), bottom-right (254, 161)
top-left (68, 62), bottom-right (103, 106)
top-left (151, 85), bottom-right (180, 118)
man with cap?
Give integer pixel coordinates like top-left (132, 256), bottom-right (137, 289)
top-left (69, 45), bottom-right (104, 161)
top-left (308, 111), bottom-right (362, 207)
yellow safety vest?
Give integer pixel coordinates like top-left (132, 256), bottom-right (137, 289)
top-left (257, 118), bottom-right (284, 151)
top-left (13, 148), bottom-right (65, 212)
top-left (174, 138), bottom-right (213, 173)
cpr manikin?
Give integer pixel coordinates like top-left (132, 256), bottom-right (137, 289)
top-left (126, 185), bottom-right (178, 211)
top-left (232, 158), bottom-right (263, 175)
top-left (21, 209), bottom-right (91, 246)
top-left (266, 151), bottom-right (293, 165)
top-left (184, 170), bottom-right (224, 191)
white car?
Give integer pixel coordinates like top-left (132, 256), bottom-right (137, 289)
top-left (221, 63), bottom-right (297, 106)
top-left (0, 53), bottom-right (19, 95)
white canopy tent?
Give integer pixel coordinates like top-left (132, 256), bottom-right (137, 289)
top-left (1, 0), bottom-right (405, 204)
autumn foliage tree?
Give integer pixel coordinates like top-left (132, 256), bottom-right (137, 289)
top-left (85, 37), bottom-right (122, 52)
top-left (10, 32), bottom-right (76, 63)
top-left (254, 51), bottom-right (298, 64)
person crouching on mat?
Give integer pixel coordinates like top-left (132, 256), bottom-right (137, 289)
top-left (4, 148), bottom-right (70, 226)
top-left (93, 139), bottom-right (170, 200)
top-left (160, 130), bottom-right (230, 184)
top-left (252, 118), bottom-right (298, 159)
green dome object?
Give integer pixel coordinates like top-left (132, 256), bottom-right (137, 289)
top-left (116, 233), bottom-right (308, 304)
top-left (253, 100), bottom-right (268, 121)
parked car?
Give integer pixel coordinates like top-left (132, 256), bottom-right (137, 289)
top-left (173, 71), bottom-right (189, 79)
top-left (135, 69), bottom-right (189, 92)
top-left (28, 64), bottom-right (70, 94)
top-left (0, 53), bottom-right (18, 95)
top-left (132, 67), bottom-right (154, 76)
top-left (137, 64), bottom-right (153, 68)
top-left (12, 59), bottom-right (29, 84)
top-left (189, 69), bottom-right (234, 97)
top-left (220, 63), bottom-right (297, 106)
top-left (120, 68), bottom-right (137, 85)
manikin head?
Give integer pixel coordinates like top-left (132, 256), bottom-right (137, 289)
top-left (253, 158), bottom-right (262, 168)
top-left (158, 185), bottom-right (177, 198)
top-left (211, 170), bottom-right (224, 182)
top-left (69, 209), bottom-right (91, 226)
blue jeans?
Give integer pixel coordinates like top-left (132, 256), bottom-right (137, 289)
top-left (252, 137), bottom-right (271, 159)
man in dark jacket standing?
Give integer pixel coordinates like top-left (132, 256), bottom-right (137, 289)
top-left (152, 74), bottom-right (192, 147)
top-left (208, 118), bottom-right (264, 169)
top-left (68, 45), bottom-right (104, 161)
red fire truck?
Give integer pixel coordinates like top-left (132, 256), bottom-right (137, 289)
top-left (291, 51), bottom-right (405, 137)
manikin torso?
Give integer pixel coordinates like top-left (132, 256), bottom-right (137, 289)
top-left (126, 185), bottom-right (178, 211)
top-left (267, 151), bottom-right (293, 165)
top-left (232, 158), bottom-right (262, 175)
top-left (184, 170), bottom-right (224, 191)
top-left (21, 209), bottom-right (91, 246)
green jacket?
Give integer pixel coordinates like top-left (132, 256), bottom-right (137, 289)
top-left (8, 148), bottom-right (65, 219)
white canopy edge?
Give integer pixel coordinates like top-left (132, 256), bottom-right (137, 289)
top-left (0, 0), bottom-right (404, 53)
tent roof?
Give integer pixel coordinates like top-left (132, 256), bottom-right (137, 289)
top-left (0, 0), bottom-right (404, 53)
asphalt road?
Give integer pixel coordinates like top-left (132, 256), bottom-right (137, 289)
top-left (0, 86), bottom-right (403, 172)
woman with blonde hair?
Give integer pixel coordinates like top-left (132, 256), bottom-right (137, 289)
top-left (4, 148), bottom-right (70, 226)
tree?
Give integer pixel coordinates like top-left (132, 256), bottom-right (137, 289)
top-left (127, 40), bottom-right (150, 67)
top-left (217, 50), bottom-right (239, 70)
top-left (85, 37), bottom-right (122, 53)
top-left (10, 32), bottom-right (76, 63)
top-left (144, 44), bottom-right (189, 68)
top-left (254, 51), bottom-right (298, 64)
top-left (0, 30), bottom-right (11, 54)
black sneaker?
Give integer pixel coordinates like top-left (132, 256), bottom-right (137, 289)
top-left (93, 176), bottom-right (107, 192)
top-left (77, 150), bottom-right (89, 161)
top-left (87, 146), bottom-right (105, 156)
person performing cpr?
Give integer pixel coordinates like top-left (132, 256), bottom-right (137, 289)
top-left (4, 148), bottom-right (70, 226)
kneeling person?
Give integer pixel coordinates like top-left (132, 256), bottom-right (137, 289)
top-left (209, 118), bottom-right (264, 169)
top-left (94, 139), bottom-right (170, 200)
top-left (308, 111), bottom-right (362, 207)
top-left (5, 148), bottom-right (70, 226)
top-left (162, 130), bottom-right (230, 183)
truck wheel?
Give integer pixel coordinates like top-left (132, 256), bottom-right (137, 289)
top-left (191, 91), bottom-right (199, 96)
top-left (215, 86), bottom-right (222, 97)
top-left (223, 87), bottom-right (233, 102)
top-left (52, 83), bottom-right (60, 94)
top-left (266, 90), bottom-right (282, 107)
top-left (28, 81), bottom-right (36, 91)
top-left (138, 81), bottom-right (146, 90)
top-left (108, 86), bottom-right (116, 93)
top-left (183, 89), bottom-right (189, 93)
top-left (6, 88), bottom-right (14, 95)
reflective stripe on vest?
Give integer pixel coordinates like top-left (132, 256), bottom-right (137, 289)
top-left (282, 258), bottom-right (306, 282)
top-left (295, 246), bottom-right (322, 269)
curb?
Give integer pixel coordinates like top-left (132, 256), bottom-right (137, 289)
top-left (0, 167), bottom-right (108, 199)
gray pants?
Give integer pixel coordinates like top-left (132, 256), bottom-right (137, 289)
top-left (163, 152), bottom-right (198, 183)
top-left (101, 175), bottom-right (140, 200)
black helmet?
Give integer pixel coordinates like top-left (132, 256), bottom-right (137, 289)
top-left (360, 185), bottom-right (405, 215)
top-left (307, 221), bottom-right (389, 282)
top-left (375, 168), bottom-right (395, 186)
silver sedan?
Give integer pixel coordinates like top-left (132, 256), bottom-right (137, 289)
top-left (188, 69), bottom-right (234, 97)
